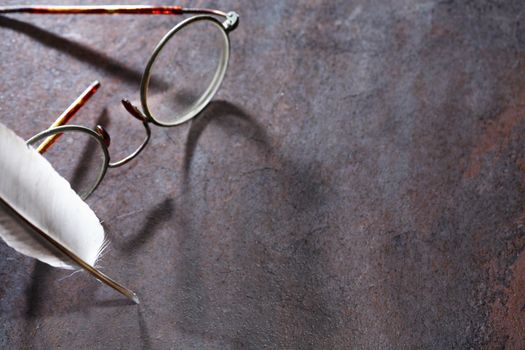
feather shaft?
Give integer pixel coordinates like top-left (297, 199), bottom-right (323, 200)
top-left (0, 196), bottom-right (139, 304)
top-left (0, 122), bottom-right (138, 303)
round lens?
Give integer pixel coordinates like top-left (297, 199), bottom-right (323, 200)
top-left (142, 17), bottom-right (230, 126)
top-left (26, 128), bottom-right (108, 199)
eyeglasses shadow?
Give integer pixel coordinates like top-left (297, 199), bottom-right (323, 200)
top-left (117, 197), bottom-right (175, 254)
top-left (183, 100), bottom-right (270, 182)
top-left (0, 15), bottom-right (169, 90)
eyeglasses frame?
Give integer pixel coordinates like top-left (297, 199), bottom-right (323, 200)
top-left (0, 4), bottom-right (240, 303)
top-left (12, 5), bottom-right (239, 199)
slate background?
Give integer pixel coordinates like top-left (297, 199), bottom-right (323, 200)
top-left (1, 0), bottom-right (525, 349)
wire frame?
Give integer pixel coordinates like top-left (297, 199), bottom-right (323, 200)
top-left (141, 15), bottom-right (232, 126)
top-left (1, 4), bottom-right (239, 302)
top-left (11, 6), bottom-right (240, 175)
top-left (18, 9), bottom-right (239, 197)
top-left (26, 125), bottom-right (110, 200)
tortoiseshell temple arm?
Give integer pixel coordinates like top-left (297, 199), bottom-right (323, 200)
top-left (38, 81), bottom-right (101, 154)
top-left (0, 5), bottom-right (228, 18)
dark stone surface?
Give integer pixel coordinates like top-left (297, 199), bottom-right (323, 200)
top-left (1, 0), bottom-right (525, 348)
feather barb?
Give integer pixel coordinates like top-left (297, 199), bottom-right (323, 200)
top-left (0, 196), bottom-right (139, 304)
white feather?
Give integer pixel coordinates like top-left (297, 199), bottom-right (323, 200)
top-left (0, 122), bottom-right (104, 269)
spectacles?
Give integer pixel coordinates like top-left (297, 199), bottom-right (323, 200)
top-left (2, 4), bottom-right (240, 198)
top-left (0, 5), bottom-right (239, 302)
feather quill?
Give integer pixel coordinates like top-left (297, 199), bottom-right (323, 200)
top-left (0, 122), bottom-right (138, 302)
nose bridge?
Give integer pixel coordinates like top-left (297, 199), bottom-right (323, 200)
top-left (107, 100), bottom-right (152, 169)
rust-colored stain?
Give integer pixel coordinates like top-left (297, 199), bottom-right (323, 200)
top-left (465, 104), bottom-right (525, 179)
top-left (517, 159), bottom-right (525, 185)
top-left (488, 246), bottom-right (525, 349)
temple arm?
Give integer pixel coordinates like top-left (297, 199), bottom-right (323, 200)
top-left (0, 5), bottom-right (227, 17)
top-left (37, 81), bottom-right (100, 153)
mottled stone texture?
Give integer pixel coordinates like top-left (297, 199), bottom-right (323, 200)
top-left (0, 0), bottom-right (525, 349)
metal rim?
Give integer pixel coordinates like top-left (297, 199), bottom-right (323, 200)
top-left (26, 125), bottom-right (110, 200)
top-left (140, 15), bottom-right (231, 127)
